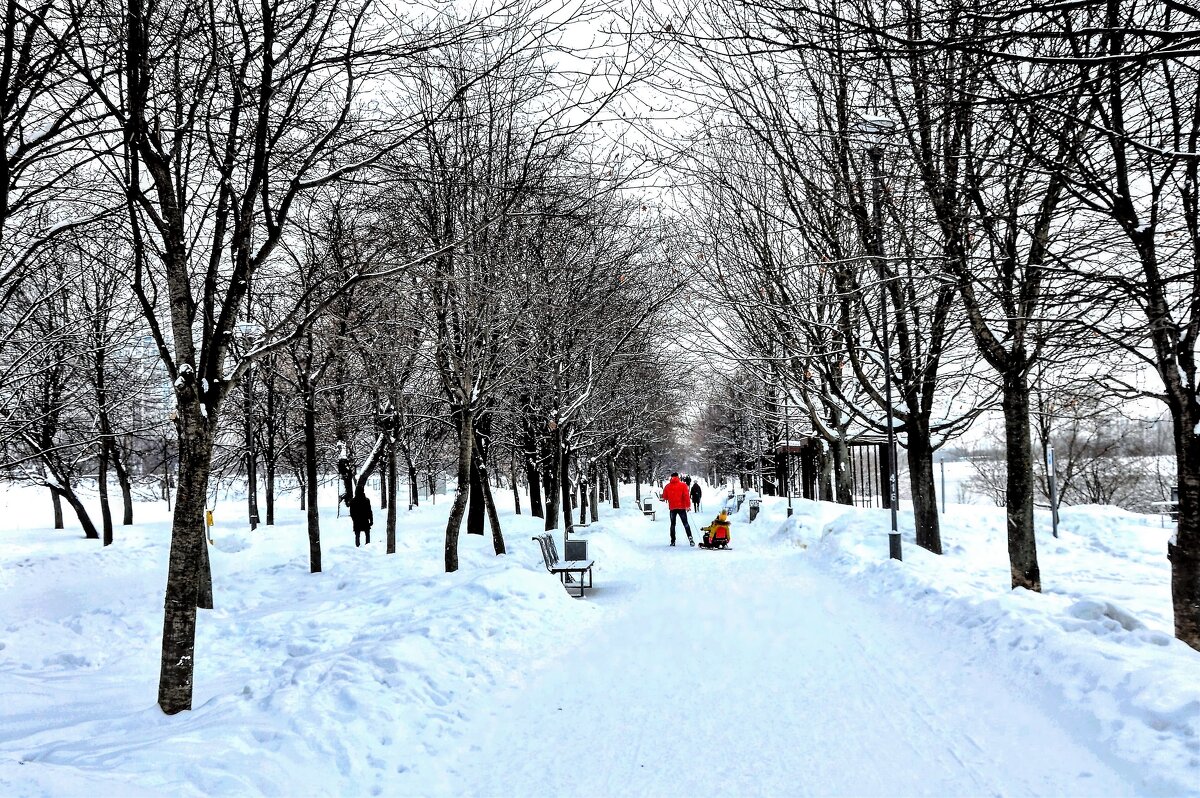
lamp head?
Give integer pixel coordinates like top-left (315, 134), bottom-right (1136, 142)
top-left (852, 114), bottom-right (898, 147)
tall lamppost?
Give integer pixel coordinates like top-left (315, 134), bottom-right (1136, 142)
top-left (855, 114), bottom-right (901, 562)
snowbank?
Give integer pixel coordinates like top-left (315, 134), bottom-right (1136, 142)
top-left (0, 485), bottom-right (613, 796)
top-left (763, 494), bottom-right (1200, 794)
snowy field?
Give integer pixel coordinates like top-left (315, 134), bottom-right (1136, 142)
top-left (1, 483), bottom-right (1198, 796)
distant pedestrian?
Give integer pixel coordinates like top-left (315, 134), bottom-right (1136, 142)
top-left (660, 472), bottom-right (694, 546)
top-left (690, 480), bottom-right (703, 513)
top-left (349, 492), bottom-right (374, 547)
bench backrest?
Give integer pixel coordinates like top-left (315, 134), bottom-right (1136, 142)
top-left (564, 538), bottom-right (587, 562)
top-left (532, 534), bottom-right (558, 568)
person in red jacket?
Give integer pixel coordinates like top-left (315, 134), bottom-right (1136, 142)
top-left (660, 472), bottom-right (694, 546)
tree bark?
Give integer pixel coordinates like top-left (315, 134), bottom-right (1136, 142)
top-left (1167, 391), bottom-right (1200, 650)
top-left (818, 443), bottom-right (833, 502)
top-left (481, 461), bottom-right (506, 555)
top-left (50, 483), bottom-right (101, 540)
top-left (264, 374), bottom-right (276, 526)
top-left (109, 441), bottom-right (134, 525)
top-left (386, 436), bottom-right (398, 554)
top-left (1002, 372), bottom-right (1041, 591)
top-left (444, 411), bottom-right (474, 572)
top-left (51, 488), bottom-right (64, 529)
top-left (559, 430), bottom-right (575, 537)
top-left (906, 416), bottom-right (943, 555)
top-left (157, 399), bottom-right (215, 715)
top-left (579, 476), bottom-right (588, 525)
top-left (303, 389), bottom-right (321, 574)
top-left (589, 462), bottom-right (600, 522)
top-left (244, 371), bottom-right (259, 530)
top-left (830, 436), bottom-right (853, 505)
top-left (98, 442), bottom-right (113, 546)
top-left (607, 455), bottom-right (620, 508)
top-left (466, 450), bottom-right (485, 535)
top-left (380, 453), bottom-right (388, 511)
top-left (633, 447), bottom-right (643, 505)
top-left (510, 451), bottom-right (522, 515)
top-left (525, 434), bottom-right (543, 518)
top-left (544, 431), bottom-right (561, 532)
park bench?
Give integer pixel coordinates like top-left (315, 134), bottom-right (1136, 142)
top-left (532, 533), bottom-right (594, 598)
top-left (1151, 485), bottom-right (1180, 527)
top-left (641, 498), bottom-right (656, 520)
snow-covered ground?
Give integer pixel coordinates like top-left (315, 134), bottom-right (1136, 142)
top-left (1, 483), bottom-right (1197, 796)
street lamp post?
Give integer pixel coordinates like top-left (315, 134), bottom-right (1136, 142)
top-left (858, 115), bottom-right (902, 561)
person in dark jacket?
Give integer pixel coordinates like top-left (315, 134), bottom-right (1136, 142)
top-left (660, 472), bottom-right (694, 546)
top-left (690, 480), bottom-right (703, 513)
top-left (349, 491), bottom-right (373, 547)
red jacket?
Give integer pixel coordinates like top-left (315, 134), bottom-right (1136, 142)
top-left (661, 477), bottom-right (691, 511)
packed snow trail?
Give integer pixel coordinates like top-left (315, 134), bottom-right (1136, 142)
top-left (451, 541), bottom-right (1139, 797)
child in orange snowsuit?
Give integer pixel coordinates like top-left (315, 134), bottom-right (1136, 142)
top-left (700, 511), bottom-right (731, 549)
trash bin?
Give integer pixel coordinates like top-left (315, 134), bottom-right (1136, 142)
top-left (749, 498), bottom-right (761, 522)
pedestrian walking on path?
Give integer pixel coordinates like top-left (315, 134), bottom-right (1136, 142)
top-left (690, 480), bottom-right (703, 513)
top-left (350, 492), bottom-right (374, 547)
top-left (661, 473), bottom-right (694, 546)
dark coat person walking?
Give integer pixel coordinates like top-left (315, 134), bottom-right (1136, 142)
top-left (349, 492), bottom-right (374, 547)
top-left (690, 481), bottom-right (703, 513)
top-left (661, 473), bottom-right (694, 546)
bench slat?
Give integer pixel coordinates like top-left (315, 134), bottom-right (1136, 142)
top-left (549, 562), bottom-right (592, 573)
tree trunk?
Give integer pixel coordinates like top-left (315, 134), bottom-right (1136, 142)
top-left (544, 432), bottom-right (561, 532)
top-left (559, 431), bottom-right (575, 538)
top-left (110, 441), bottom-right (134, 525)
top-left (1002, 372), bottom-right (1041, 591)
top-left (380, 454), bottom-right (388, 511)
top-left (1167, 392), bottom-right (1200, 649)
top-left (906, 417), bottom-right (943, 555)
top-left (589, 462), bottom-right (600, 522)
top-left (444, 411), bottom-right (474, 572)
top-left (162, 440), bottom-right (173, 509)
top-left (407, 458), bottom-right (418, 509)
top-left (525, 437), bottom-right (543, 518)
top-left (94, 342), bottom-right (119, 542)
top-left (157, 399), bottom-right (215, 715)
top-left (466, 450), bottom-right (485, 535)
top-left (510, 451), bottom-right (521, 515)
top-left (579, 476), bottom-right (588, 525)
top-left (264, 376), bottom-right (276, 526)
top-left (51, 488), bottom-right (64, 529)
top-left (830, 436), bottom-right (853, 505)
top-left (818, 443), bottom-right (834, 502)
top-left (265, 458), bottom-right (275, 527)
top-left (386, 437), bottom-right (398, 554)
top-left (244, 372), bottom-right (259, 530)
top-left (480, 460), bottom-right (506, 555)
top-left (303, 389), bottom-right (321, 574)
top-left (51, 483), bottom-right (102, 540)
top-left (607, 455), bottom-right (620, 508)
top-left (633, 447), bottom-right (643, 505)
top-left (98, 442), bottom-right (114, 546)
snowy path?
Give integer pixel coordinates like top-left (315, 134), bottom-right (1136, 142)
top-left (451, 540), bottom-right (1139, 797)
